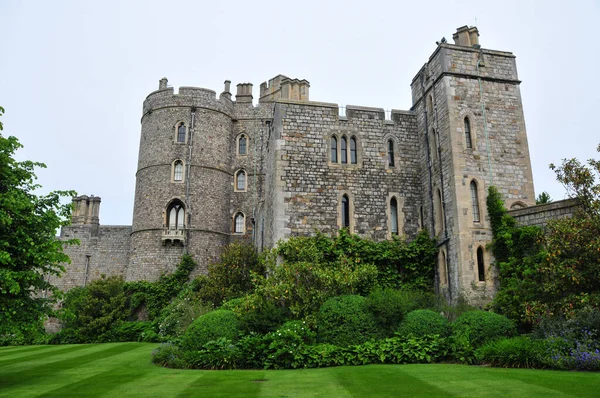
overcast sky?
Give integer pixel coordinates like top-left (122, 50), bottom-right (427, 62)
top-left (1, 0), bottom-right (599, 225)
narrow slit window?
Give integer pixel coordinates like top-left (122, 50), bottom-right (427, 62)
top-left (341, 195), bottom-right (350, 229)
top-left (341, 137), bottom-right (347, 164)
top-left (464, 118), bottom-right (472, 149)
top-left (331, 136), bottom-right (338, 163)
top-left (177, 123), bottom-right (186, 143)
top-left (477, 247), bottom-right (485, 281)
top-left (236, 170), bottom-right (246, 191)
top-left (239, 135), bottom-right (247, 155)
top-left (350, 137), bottom-right (357, 164)
top-left (173, 161), bottom-right (183, 182)
top-left (234, 213), bottom-right (245, 234)
top-left (471, 181), bottom-right (480, 223)
top-left (388, 140), bottom-right (395, 167)
top-left (390, 197), bottom-right (398, 235)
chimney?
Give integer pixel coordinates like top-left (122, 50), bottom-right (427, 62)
top-left (221, 80), bottom-right (232, 100)
top-left (235, 83), bottom-right (253, 103)
top-left (452, 26), bottom-right (480, 48)
top-left (159, 77), bottom-right (168, 90)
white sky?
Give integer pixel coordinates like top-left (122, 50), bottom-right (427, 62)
top-left (1, 0), bottom-right (599, 225)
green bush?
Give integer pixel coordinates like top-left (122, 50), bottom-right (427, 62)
top-left (100, 321), bottom-right (158, 343)
top-left (398, 310), bottom-right (451, 338)
top-left (181, 310), bottom-right (240, 351)
top-left (152, 343), bottom-right (187, 368)
top-left (155, 289), bottom-right (213, 339)
top-left (317, 295), bottom-right (378, 346)
top-left (223, 294), bottom-right (290, 334)
top-left (366, 289), bottom-right (436, 336)
top-left (58, 276), bottom-right (129, 342)
top-left (452, 310), bottom-right (516, 348)
top-left (476, 336), bottom-right (551, 368)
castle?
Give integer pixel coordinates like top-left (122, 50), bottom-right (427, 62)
top-left (54, 26), bottom-right (545, 303)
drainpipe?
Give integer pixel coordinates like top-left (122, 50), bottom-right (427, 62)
top-left (477, 55), bottom-right (493, 184)
top-left (185, 108), bottom-right (196, 254)
top-left (83, 254), bottom-right (91, 287)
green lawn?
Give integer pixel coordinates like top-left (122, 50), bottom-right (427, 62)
top-left (1, 343), bottom-right (599, 397)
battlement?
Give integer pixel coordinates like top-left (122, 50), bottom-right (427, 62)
top-left (259, 75), bottom-right (310, 103)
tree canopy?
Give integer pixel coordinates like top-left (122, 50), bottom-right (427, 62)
top-left (0, 106), bottom-right (76, 340)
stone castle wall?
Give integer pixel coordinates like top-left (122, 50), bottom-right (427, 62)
top-left (53, 225), bottom-right (131, 291)
top-left (508, 199), bottom-right (579, 228)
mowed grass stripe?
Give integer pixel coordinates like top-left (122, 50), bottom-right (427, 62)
top-left (0, 343), bottom-right (140, 391)
top-left (0, 345), bottom-right (59, 355)
top-left (258, 367), bottom-right (353, 398)
top-left (0, 344), bottom-right (93, 368)
top-left (482, 367), bottom-right (600, 398)
top-left (177, 370), bottom-right (263, 398)
top-left (399, 364), bottom-right (583, 398)
top-left (334, 364), bottom-right (454, 397)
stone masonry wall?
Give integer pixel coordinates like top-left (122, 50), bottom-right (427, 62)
top-left (263, 100), bottom-right (421, 243)
top-left (53, 225), bottom-right (131, 291)
top-left (508, 199), bottom-right (579, 228)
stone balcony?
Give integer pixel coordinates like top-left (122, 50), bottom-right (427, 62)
top-left (161, 228), bottom-right (185, 245)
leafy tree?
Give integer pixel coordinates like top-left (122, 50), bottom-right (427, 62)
top-left (0, 106), bottom-right (76, 341)
top-left (536, 191), bottom-right (553, 205)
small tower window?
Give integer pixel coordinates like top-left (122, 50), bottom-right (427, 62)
top-left (234, 212), bottom-right (245, 234)
top-left (471, 180), bottom-right (480, 223)
top-left (341, 194), bottom-right (350, 229)
top-left (177, 123), bottom-right (186, 143)
top-left (350, 137), bottom-right (357, 164)
top-left (167, 201), bottom-right (185, 230)
top-left (477, 247), bottom-right (485, 282)
top-left (238, 134), bottom-right (247, 155)
top-left (173, 160), bottom-right (184, 182)
top-left (235, 170), bottom-right (246, 191)
top-left (464, 117), bottom-right (472, 149)
top-left (341, 137), bottom-right (348, 164)
top-left (331, 136), bottom-right (338, 163)
top-left (390, 197), bottom-right (398, 235)
top-left (388, 139), bottom-right (395, 167)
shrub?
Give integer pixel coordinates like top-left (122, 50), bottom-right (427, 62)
top-left (223, 294), bottom-right (290, 334)
top-left (100, 321), bottom-right (158, 343)
top-left (452, 310), bottom-right (516, 348)
top-left (155, 289), bottom-right (213, 339)
top-left (397, 310), bottom-right (451, 338)
top-left (181, 310), bottom-right (240, 351)
top-left (317, 295), bottom-right (378, 346)
top-left (366, 288), bottom-right (428, 336)
top-left (126, 255), bottom-right (196, 321)
top-left (152, 343), bottom-right (187, 368)
top-left (58, 276), bottom-right (129, 342)
top-left (476, 336), bottom-right (551, 368)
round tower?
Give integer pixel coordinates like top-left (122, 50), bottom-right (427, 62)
top-left (127, 78), bottom-right (235, 281)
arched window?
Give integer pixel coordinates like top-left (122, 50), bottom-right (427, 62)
top-left (439, 250), bottom-right (448, 285)
top-left (464, 117), bottom-right (472, 149)
top-left (477, 247), bottom-right (485, 282)
top-left (167, 201), bottom-right (185, 230)
top-left (430, 129), bottom-right (437, 161)
top-left (173, 160), bottom-right (184, 182)
top-left (331, 136), bottom-right (338, 163)
top-left (234, 212), bottom-right (245, 234)
top-left (470, 180), bottom-right (480, 223)
top-left (177, 123), bottom-right (186, 143)
top-left (388, 139), bottom-right (395, 167)
top-left (238, 134), bottom-right (247, 155)
top-left (235, 170), bottom-right (246, 191)
top-left (435, 188), bottom-right (444, 235)
top-left (341, 136), bottom-right (348, 164)
top-left (390, 197), bottom-right (398, 235)
top-left (350, 137), bottom-right (357, 164)
top-left (341, 194), bottom-right (350, 229)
